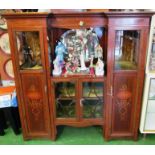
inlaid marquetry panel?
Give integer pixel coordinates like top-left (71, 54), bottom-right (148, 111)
top-left (112, 73), bottom-right (137, 134)
top-left (20, 73), bottom-right (50, 135)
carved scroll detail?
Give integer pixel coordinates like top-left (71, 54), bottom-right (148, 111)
top-left (27, 85), bottom-right (42, 121)
top-left (116, 84), bottom-right (132, 121)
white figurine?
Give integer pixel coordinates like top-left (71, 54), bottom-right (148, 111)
top-left (95, 58), bottom-right (104, 76)
top-left (53, 56), bottom-right (62, 76)
top-left (53, 42), bottom-right (66, 76)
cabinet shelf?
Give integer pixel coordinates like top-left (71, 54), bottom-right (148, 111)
top-left (56, 97), bottom-right (75, 100)
top-left (51, 75), bottom-right (105, 81)
top-left (83, 97), bottom-right (103, 100)
top-left (19, 69), bottom-right (44, 74)
top-left (56, 97), bottom-right (103, 100)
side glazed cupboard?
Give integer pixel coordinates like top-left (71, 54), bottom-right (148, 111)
top-left (3, 11), bottom-right (154, 141)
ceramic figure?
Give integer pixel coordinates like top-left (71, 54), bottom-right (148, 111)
top-left (95, 44), bottom-right (103, 58)
top-left (53, 56), bottom-right (62, 76)
top-left (53, 42), bottom-right (67, 76)
top-left (55, 42), bottom-right (67, 63)
top-left (95, 58), bottom-right (104, 76)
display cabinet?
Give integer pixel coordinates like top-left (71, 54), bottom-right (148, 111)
top-left (3, 11), bottom-right (154, 141)
top-left (140, 74), bottom-right (155, 133)
top-left (140, 15), bottom-right (155, 134)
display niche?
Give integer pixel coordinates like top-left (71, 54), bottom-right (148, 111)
top-left (15, 31), bottom-right (42, 70)
top-left (114, 30), bottom-right (140, 70)
top-left (51, 27), bottom-right (105, 77)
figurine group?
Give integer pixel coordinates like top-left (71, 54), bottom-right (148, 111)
top-left (53, 28), bottom-right (104, 76)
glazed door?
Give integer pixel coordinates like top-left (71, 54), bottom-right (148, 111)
top-left (52, 78), bottom-right (78, 125)
top-left (105, 17), bottom-right (150, 140)
top-left (112, 30), bottom-right (140, 138)
top-left (79, 78), bottom-right (104, 125)
top-left (12, 29), bottom-right (52, 139)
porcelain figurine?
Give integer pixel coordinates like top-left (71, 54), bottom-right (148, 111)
top-left (95, 58), bottom-right (104, 76)
top-left (55, 42), bottom-right (67, 63)
top-left (53, 42), bottom-right (67, 76)
top-left (53, 56), bottom-right (62, 76)
top-left (80, 51), bottom-right (87, 71)
top-left (95, 44), bottom-right (103, 58)
top-left (75, 29), bottom-right (88, 71)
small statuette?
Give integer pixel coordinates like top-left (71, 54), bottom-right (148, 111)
top-left (95, 58), bottom-right (104, 76)
top-left (53, 42), bottom-right (67, 76)
top-left (53, 57), bottom-right (62, 76)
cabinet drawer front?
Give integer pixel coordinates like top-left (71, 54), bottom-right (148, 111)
top-left (21, 74), bottom-right (50, 136)
top-left (147, 100), bottom-right (155, 113)
top-left (144, 113), bottom-right (155, 130)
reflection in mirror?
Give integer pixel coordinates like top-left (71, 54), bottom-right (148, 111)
top-left (115, 30), bottom-right (140, 70)
top-left (16, 31), bottom-right (42, 70)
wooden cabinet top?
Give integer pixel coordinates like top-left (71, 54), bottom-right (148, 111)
top-left (3, 11), bottom-right (155, 19)
top-left (3, 11), bottom-right (155, 29)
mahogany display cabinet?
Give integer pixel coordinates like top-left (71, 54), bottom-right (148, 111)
top-left (3, 11), bottom-right (154, 141)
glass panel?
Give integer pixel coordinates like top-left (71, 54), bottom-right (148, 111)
top-left (52, 27), bottom-right (105, 76)
top-left (144, 113), bottom-right (155, 130)
top-left (54, 82), bottom-right (76, 118)
top-left (144, 78), bottom-right (155, 131)
top-left (115, 30), bottom-right (140, 70)
top-left (148, 78), bottom-right (155, 100)
top-left (82, 82), bottom-right (103, 118)
top-left (15, 31), bottom-right (42, 70)
top-left (149, 28), bottom-right (155, 71)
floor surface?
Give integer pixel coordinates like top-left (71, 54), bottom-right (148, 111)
top-left (0, 126), bottom-right (155, 145)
